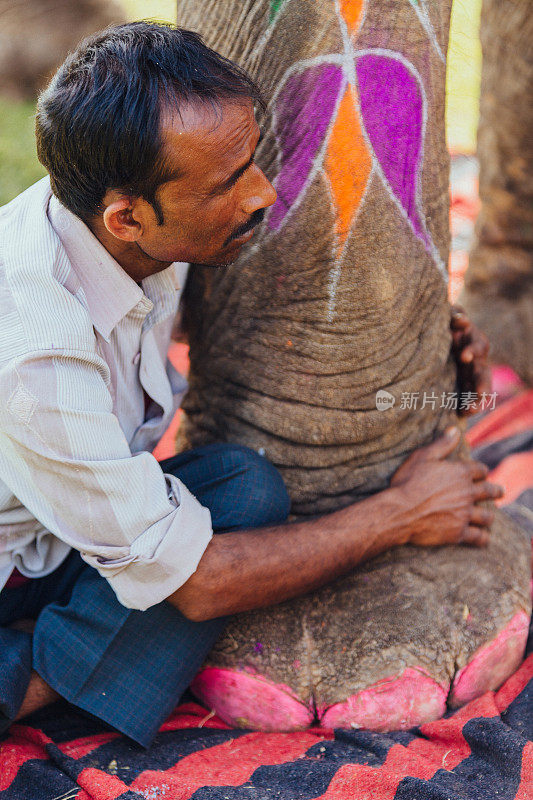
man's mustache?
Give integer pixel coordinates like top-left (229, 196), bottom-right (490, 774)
top-left (225, 208), bottom-right (265, 246)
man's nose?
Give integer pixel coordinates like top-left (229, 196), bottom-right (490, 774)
top-left (241, 165), bottom-right (277, 215)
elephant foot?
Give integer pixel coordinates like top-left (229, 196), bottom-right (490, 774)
top-left (190, 512), bottom-right (531, 732)
top-left (448, 609), bottom-right (530, 708)
top-left (191, 665), bottom-right (447, 732)
top-left (317, 667), bottom-right (447, 731)
top-left (192, 610), bottom-right (529, 731)
top-left (190, 667), bottom-right (314, 730)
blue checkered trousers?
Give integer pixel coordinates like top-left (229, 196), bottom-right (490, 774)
top-left (0, 444), bottom-right (290, 747)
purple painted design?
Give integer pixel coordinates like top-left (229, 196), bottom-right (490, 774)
top-left (269, 63), bottom-right (344, 231)
top-left (355, 54), bottom-right (430, 249)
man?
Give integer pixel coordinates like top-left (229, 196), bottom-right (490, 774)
top-left (0, 22), bottom-right (498, 747)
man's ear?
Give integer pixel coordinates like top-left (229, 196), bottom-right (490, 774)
top-left (102, 194), bottom-right (143, 242)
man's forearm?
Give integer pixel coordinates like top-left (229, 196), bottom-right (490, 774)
top-left (169, 428), bottom-right (501, 621)
top-left (169, 487), bottom-right (409, 621)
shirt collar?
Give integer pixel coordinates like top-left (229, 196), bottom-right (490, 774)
top-left (47, 194), bottom-right (182, 342)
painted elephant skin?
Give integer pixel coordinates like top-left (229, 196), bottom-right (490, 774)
top-left (461, 0), bottom-right (533, 385)
top-left (176, 0), bottom-right (532, 730)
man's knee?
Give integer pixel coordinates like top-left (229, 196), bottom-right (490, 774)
top-left (215, 444), bottom-right (291, 530)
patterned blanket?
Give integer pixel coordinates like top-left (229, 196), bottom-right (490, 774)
top-left (0, 642), bottom-right (532, 800)
top-left (1, 158), bottom-right (532, 799)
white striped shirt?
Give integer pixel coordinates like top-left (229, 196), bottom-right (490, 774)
top-left (0, 177), bottom-right (213, 610)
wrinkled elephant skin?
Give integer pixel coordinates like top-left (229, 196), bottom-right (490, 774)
top-left (176, 0), bottom-right (532, 729)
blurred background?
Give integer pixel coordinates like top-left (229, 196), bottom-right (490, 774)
top-left (0, 0), bottom-right (482, 207)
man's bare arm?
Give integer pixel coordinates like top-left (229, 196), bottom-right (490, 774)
top-left (169, 427), bottom-right (502, 621)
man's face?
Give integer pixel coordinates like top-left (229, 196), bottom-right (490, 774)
top-left (136, 98), bottom-right (277, 267)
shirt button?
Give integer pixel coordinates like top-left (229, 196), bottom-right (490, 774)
top-left (132, 352), bottom-right (141, 365)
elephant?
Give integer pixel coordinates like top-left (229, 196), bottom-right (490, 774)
top-left (0, 0), bottom-right (125, 99)
top-left (174, 0), bottom-right (532, 730)
top-left (461, 0), bottom-right (533, 386)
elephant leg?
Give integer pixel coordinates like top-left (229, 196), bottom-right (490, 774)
top-left (177, 0), bottom-right (458, 512)
top-left (174, 0), bottom-right (532, 731)
top-left (461, 0), bottom-right (533, 385)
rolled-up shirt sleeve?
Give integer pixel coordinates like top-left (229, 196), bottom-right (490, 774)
top-left (0, 348), bottom-right (213, 610)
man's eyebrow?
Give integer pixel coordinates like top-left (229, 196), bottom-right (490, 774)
top-left (217, 131), bottom-right (263, 192)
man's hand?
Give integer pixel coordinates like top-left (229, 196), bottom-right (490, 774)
top-left (391, 426), bottom-right (503, 547)
top-left (451, 305), bottom-right (491, 414)
top-left (170, 428), bottom-right (503, 621)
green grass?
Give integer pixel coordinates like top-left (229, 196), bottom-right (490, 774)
top-left (0, 0), bottom-right (481, 207)
top-left (0, 98), bottom-right (46, 206)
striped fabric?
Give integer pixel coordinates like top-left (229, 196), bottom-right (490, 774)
top-left (0, 178), bottom-right (213, 611)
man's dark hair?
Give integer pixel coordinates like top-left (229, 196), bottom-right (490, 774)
top-left (36, 21), bottom-right (263, 223)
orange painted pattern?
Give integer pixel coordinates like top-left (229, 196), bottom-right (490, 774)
top-left (325, 86), bottom-right (372, 257)
top-left (339, 0), bottom-right (365, 35)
